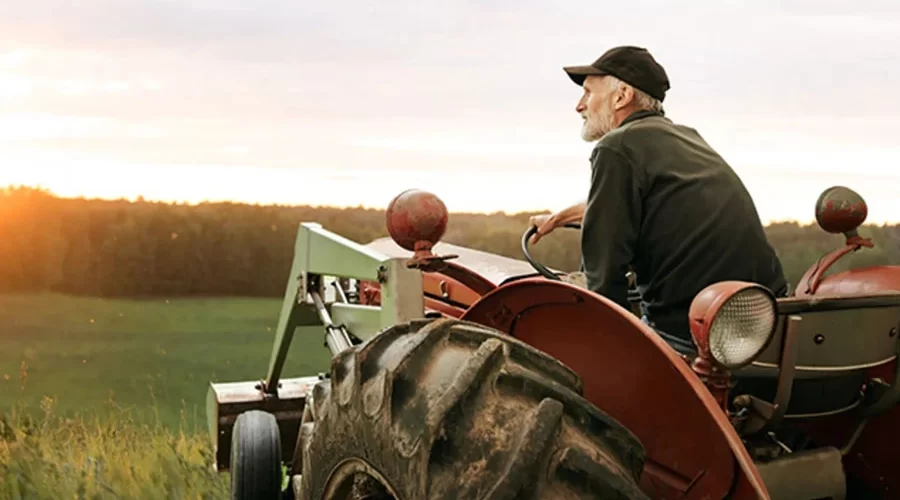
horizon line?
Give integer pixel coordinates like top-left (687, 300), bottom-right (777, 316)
top-left (5, 183), bottom-right (894, 229)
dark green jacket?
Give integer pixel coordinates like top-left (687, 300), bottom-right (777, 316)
top-left (581, 110), bottom-right (788, 341)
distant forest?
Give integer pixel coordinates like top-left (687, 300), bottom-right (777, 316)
top-left (1, 186), bottom-right (898, 298)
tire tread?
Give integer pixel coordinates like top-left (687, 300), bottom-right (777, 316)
top-left (299, 318), bottom-right (650, 500)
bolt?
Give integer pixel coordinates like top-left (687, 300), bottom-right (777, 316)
top-left (732, 395), bottom-right (751, 408)
top-left (814, 334), bottom-right (825, 345)
top-left (890, 328), bottom-right (897, 338)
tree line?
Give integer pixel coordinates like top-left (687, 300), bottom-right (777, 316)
top-left (0, 186), bottom-right (898, 298)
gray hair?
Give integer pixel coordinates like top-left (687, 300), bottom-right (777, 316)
top-left (604, 75), bottom-right (664, 114)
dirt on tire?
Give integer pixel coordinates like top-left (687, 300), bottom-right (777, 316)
top-left (293, 317), bottom-right (651, 500)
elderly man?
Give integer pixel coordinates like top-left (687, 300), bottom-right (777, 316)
top-left (531, 46), bottom-right (788, 355)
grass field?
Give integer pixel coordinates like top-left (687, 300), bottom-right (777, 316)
top-left (0, 292), bottom-right (332, 498)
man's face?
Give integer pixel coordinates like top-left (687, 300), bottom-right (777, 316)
top-left (576, 75), bottom-right (617, 142)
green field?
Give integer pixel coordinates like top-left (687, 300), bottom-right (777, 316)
top-left (0, 292), bottom-right (332, 498)
top-left (0, 292), bottom-right (331, 429)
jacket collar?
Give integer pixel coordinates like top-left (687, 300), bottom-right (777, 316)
top-left (619, 109), bottom-right (664, 126)
top-left (588, 109), bottom-right (666, 163)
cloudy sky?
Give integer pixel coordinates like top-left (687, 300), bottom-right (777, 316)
top-left (0, 0), bottom-right (898, 223)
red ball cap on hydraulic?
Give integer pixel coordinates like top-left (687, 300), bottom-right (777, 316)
top-left (815, 186), bottom-right (868, 235)
top-left (385, 189), bottom-right (449, 252)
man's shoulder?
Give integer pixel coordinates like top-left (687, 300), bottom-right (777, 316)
top-left (594, 112), bottom-right (706, 163)
top-left (589, 135), bottom-right (631, 168)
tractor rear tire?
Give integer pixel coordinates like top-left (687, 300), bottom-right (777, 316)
top-left (230, 410), bottom-right (284, 500)
top-left (294, 317), bottom-right (650, 500)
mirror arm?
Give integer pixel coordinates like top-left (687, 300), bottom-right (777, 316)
top-left (794, 229), bottom-right (874, 297)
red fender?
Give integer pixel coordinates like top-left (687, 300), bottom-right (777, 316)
top-left (805, 264), bottom-right (900, 296)
top-left (461, 278), bottom-right (768, 500)
top-left (790, 264), bottom-right (900, 497)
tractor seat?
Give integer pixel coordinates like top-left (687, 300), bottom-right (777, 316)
top-left (731, 292), bottom-right (900, 419)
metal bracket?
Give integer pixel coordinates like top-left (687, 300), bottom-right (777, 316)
top-left (736, 315), bottom-right (801, 435)
top-left (755, 447), bottom-right (846, 500)
top-left (860, 328), bottom-right (900, 418)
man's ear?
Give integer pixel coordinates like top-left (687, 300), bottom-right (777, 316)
top-left (614, 84), bottom-right (634, 110)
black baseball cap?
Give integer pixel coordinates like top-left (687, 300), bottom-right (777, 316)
top-left (563, 46), bottom-right (670, 102)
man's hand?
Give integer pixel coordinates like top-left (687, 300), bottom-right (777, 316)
top-left (528, 213), bottom-right (561, 244)
top-left (527, 202), bottom-right (586, 244)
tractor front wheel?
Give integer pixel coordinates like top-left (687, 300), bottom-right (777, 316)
top-left (230, 410), bottom-right (284, 500)
top-left (293, 318), bottom-right (650, 499)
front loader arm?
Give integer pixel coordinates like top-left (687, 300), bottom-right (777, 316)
top-left (208, 222), bottom-right (428, 471)
top-left (264, 222), bottom-right (425, 394)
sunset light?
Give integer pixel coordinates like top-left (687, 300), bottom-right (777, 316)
top-left (2, 3), bottom-right (899, 498)
top-left (1, 13), bottom-right (897, 224)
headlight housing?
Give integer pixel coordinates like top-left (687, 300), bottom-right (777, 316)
top-left (689, 281), bottom-right (778, 370)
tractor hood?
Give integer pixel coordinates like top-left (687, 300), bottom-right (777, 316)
top-left (365, 236), bottom-right (554, 286)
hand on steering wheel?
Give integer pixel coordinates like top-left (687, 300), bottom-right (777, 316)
top-left (521, 223), bottom-right (581, 281)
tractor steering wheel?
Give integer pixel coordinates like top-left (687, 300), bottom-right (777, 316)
top-left (521, 223), bottom-right (582, 280)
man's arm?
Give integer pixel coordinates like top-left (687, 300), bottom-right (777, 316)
top-left (552, 201), bottom-right (587, 224)
top-left (581, 145), bottom-right (644, 310)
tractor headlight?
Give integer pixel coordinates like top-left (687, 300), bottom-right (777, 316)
top-left (689, 282), bottom-right (778, 370)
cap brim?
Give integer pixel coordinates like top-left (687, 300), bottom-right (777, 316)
top-left (563, 65), bottom-right (607, 86)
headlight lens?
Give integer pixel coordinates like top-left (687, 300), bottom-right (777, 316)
top-left (707, 287), bottom-right (777, 368)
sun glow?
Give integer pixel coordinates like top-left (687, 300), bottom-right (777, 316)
top-left (2, 143), bottom-right (897, 226)
top-left (0, 38), bottom-right (896, 226)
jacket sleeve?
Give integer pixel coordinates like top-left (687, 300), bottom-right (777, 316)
top-left (580, 145), bottom-right (644, 311)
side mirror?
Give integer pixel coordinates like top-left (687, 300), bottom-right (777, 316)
top-left (815, 186), bottom-right (868, 237)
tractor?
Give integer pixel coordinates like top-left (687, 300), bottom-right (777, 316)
top-left (206, 185), bottom-right (900, 499)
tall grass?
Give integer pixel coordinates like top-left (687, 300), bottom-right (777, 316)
top-left (0, 382), bottom-right (228, 499)
top-left (0, 292), bottom-right (332, 499)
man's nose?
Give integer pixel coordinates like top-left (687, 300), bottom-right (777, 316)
top-left (576, 101), bottom-right (586, 113)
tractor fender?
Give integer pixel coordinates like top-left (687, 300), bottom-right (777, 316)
top-left (808, 264), bottom-right (900, 296)
top-left (461, 278), bottom-right (769, 500)
top-left (791, 264), bottom-right (900, 497)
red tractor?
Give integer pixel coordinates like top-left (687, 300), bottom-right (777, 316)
top-left (207, 185), bottom-right (900, 499)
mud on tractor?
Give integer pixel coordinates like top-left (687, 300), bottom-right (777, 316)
top-left (206, 186), bottom-right (900, 500)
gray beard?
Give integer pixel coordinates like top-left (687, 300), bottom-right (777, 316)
top-left (581, 111), bottom-right (615, 142)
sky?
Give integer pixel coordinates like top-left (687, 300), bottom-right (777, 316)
top-left (0, 0), bottom-right (898, 224)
